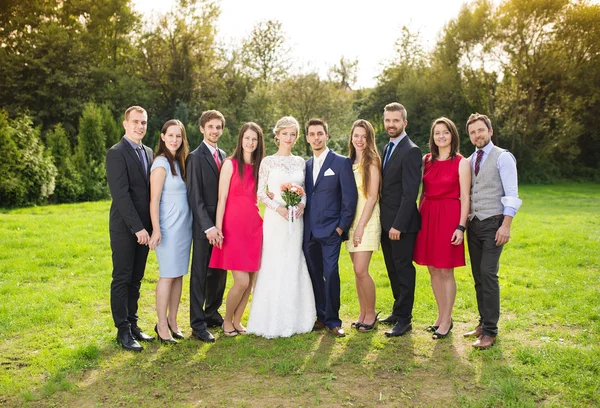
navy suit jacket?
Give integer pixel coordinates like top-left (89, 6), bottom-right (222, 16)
top-left (304, 150), bottom-right (357, 242)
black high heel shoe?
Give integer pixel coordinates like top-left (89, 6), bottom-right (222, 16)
top-left (155, 324), bottom-right (178, 344)
top-left (168, 322), bottom-right (184, 340)
top-left (357, 312), bottom-right (380, 332)
top-left (432, 320), bottom-right (453, 340)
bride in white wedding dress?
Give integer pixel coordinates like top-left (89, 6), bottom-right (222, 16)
top-left (247, 117), bottom-right (316, 338)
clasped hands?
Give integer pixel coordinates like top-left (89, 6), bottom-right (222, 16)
top-left (135, 229), bottom-right (151, 246)
top-left (207, 228), bottom-right (224, 248)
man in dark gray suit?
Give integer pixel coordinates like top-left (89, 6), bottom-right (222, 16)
top-left (187, 110), bottom-right (227, 342)
top-left (379, 102), bottom-right (422, 337)
top-left (106, 106), bottom-right (156, 351)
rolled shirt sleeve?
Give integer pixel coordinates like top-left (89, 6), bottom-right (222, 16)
top-left (497, 151), bottom-right (522, 217)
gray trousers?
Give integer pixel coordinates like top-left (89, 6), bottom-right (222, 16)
top-left (467, 216), bottom-right (504, 337)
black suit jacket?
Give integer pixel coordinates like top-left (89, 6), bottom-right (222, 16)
top-left (106, 136), bottom-right (153, 234)
top-left (186, 142), bottom-right (226, 240)
top-left (380, 135), bottom-right (422, 234)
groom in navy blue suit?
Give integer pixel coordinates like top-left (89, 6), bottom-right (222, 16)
top-left (303, 118), bottom-right (358, 338)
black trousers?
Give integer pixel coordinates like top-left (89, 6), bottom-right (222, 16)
top-left (190, 237), bottom-right (227, 331)
top-left (467, 216), bottom-right (504, 337)
top-left (110, 231), bottom-right (149, 331)
top-left (381, 231), bottom-right (417, 324)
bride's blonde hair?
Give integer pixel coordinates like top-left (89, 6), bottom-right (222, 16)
top-left (273, 116), bottom-right (300, 146)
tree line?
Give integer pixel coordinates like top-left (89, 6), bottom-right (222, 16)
top-left (1, 0), bottom-right (598, 207)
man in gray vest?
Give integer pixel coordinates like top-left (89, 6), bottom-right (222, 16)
top-left (464, 113), bottom-right (522, 349)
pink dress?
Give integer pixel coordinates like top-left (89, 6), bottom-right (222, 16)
top-left (209, 160), bottom-right (263, 272)
top-left (413, 154), bottom-right (465, 268)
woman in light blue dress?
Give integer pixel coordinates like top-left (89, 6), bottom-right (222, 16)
top-left (149, 119), bottom-right (192, 344)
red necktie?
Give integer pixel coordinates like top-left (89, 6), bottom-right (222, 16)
top-left (474, 149), bottom-right (484, 176)
top-left (213, 150), bottom-right (221, 171)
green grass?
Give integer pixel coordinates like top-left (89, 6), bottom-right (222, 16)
top-left (0, 184), bottom-right (599, 407)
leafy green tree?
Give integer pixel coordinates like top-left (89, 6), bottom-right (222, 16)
top-left (0, 0), bottom-right (142, 133)
top-left (46, 124), bottom-right (84, 203)
top-left (75, 104), bottom-right (108, 201)
top-left (139, 0), bottom-right (221, 124)
top-left (242, 20), bottom-right (291, 83)
top-left (100, 105), bottom-right (121, 149)
top-left (328, 57), bottom-right (359, 90)
top-left (273, 73), bottom-right (356, 156)
top-left (0, 111), bottom-right (57, 207)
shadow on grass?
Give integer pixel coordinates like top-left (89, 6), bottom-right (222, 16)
top-left (15, 324), bottom-right (549, 407)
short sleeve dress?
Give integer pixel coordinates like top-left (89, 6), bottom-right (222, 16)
top-left (209, 159), bottom-right (263, 272)
top-left (150, 156), bottom-right (192, 278)
top-left (413, 154), bottom-right (465, 268)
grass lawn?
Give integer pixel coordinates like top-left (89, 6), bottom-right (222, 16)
top-left (0, 183), bottom-right (598, 407)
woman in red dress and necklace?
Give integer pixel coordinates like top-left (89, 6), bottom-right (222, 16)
top-left (209, 123), bottom-right (265, 337)
top-left (413, 117), bottom-right (471, 340)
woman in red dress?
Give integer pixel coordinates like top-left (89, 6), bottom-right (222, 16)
top-left (413, 117), bottom-right (471, 339)
top-left (209, 123), bottom-right (265, 337)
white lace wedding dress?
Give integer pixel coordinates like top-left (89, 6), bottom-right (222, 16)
top-left (246, 155), bottom-right (316, 338)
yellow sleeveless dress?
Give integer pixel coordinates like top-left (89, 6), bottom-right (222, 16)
top-left (346, 163), bottom-right (381, 252)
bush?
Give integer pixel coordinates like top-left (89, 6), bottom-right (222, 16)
top-left (46, 124), bottom-right (84, 202)
top-left (74, 103), bottom-right (108, 201)
top-left (0, 111), bottom-right (57, 207)
top-left (100, 104), bottom-right (121, 149)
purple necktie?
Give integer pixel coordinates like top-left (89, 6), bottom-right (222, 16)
top-left (474, 149), bottom-right (484, 176)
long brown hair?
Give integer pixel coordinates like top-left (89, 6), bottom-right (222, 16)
top-left (348, 119), bottom-right (381, 198)
top-left (156, 119), bottom-right (189, 180)
top-left (429, 117), bottom-right (460, 163)
top-left (230, 122), bottom-right (265, 190)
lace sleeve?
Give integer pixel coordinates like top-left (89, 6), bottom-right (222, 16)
top-left (257, 157), bottom-right (280, 210)
top-left (298, 156), bottom-right (307, 205)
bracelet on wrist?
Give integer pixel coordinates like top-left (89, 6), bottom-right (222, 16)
top-left (456, 225), bottom-right (466, 232)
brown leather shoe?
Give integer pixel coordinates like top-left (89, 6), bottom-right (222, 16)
top-left (313, 320), bottom-right (327, 331)
top-left (329, 327), bottom-right (346, 338)
top-left (472, 335), bottom-right (496, 349)
top-left (463, 325), bottom-right (483, 338)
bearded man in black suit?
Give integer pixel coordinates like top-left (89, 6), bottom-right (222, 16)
top-left (379, 102), bottom-right (423, 337)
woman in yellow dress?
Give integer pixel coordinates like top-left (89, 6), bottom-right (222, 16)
top-left (346, 119), bottom-right (382, 331)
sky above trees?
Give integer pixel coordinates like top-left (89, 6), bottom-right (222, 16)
top-left (135, 0), bottom-right (470, 88)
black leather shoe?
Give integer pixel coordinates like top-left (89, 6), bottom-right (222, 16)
top-left (205, 318), bottom-right (224, 328)
top-left (380, 315), bottom-right (398, 325)
top-left (131, 326), bottom-right (155, 342)
top-left (116, 331), bottom-right (144, 352)
top-left (385, 322), bottom-right (412, 337)
top-left (191, 329), bottom-right (215, 343)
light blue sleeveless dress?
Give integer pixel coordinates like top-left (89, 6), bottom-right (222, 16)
top-left (151, 156), bottom-right (192, 278)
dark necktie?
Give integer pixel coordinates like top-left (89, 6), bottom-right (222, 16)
top-left (474, 149), bottom-right (484, 176)
top-left (135, 146), bottom-right (148, 180)
top-left (383, 142), bottom-right (393, 168)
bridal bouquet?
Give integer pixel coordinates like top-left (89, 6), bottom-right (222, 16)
top-left (281, 183), bottom-right (305, 231)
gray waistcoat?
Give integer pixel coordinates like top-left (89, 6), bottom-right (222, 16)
top-left (470, 146), bottom-right (506, 220)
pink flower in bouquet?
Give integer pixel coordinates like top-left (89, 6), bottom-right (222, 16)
top-left (281, 183), bottom-right (305, 208)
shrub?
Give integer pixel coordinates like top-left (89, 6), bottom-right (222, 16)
top-left (0, 111), bottom-right (57, 207)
